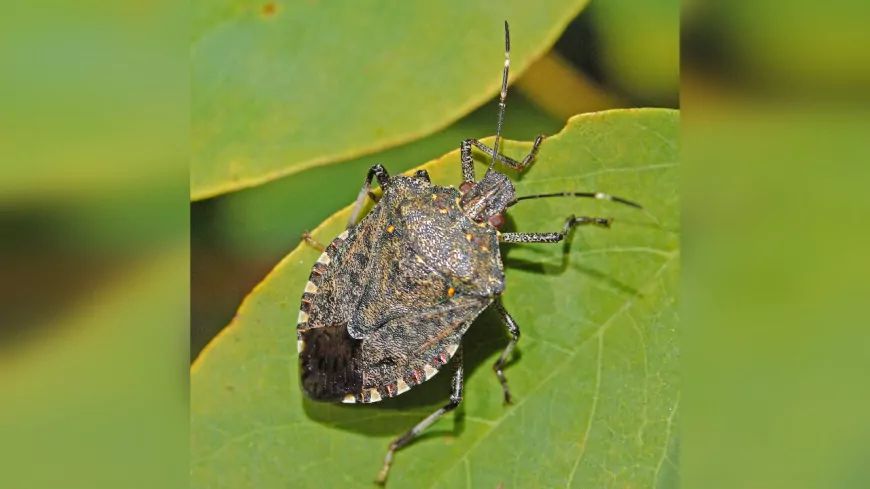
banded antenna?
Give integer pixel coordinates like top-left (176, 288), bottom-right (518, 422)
top-left (488, 21), bottom-right (511, 173)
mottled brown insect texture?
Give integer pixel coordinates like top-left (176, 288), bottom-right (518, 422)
top-left (295, 21), bottom-right (642, 485)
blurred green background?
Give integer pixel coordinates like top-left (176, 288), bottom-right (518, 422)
top-left (0, 1), bottom-right (189, 488)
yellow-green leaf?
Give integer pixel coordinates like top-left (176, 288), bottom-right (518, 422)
top-left (191, 108), bottom-right (679, 488)
top-left (191, 1), bottom-right (590, 200)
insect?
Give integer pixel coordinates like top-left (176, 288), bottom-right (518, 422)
top-left (296, 21), bottom-right (641, 485)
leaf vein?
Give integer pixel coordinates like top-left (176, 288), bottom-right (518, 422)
top-left (565, 332), bottom-right (603, 489)
top-left (653, 393), bottom-right (681, 487)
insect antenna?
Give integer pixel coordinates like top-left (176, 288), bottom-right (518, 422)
top-left (487, 21), bottom-right (511, 174)
top-left (506, 191), bottom-right (644, 210)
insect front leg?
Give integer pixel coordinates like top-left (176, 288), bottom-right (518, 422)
top-left (375, 346), bottom-right (464, 485)
top-left (460, 135), bottom-right (545, 186)
top-left (492, 299), bottom-right (519, 404)
top-left (460, 139), bottom-right (477, 184)
top-left (349, 164), bottom-right (391, 229)
top-left (463, 136), bottom-right (544, 181)
top-left (498, 215), bottom-right (613, 244)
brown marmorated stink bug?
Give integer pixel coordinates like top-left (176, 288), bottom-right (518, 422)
top-left (296, 21), bottom-right (642, 484)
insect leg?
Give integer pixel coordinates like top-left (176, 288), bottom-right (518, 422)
top-left (491, 299), bottom-right (519, 404)
top-left (349, 164), bottom-right (391, 229)
top-left (499, 215), bottom-right (613, 243)
top-left (464, 135), bottom-right (544, 176)
top-left (375, 346), bottom-right (464, 485)
top-left (413, 169), bottom-right (431, 182)
top-left (301, 231), bottom-right (326, 252)
top-left (460, 139), bottom-right (477, 184)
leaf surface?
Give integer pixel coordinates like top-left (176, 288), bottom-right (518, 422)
top-left (191, 109), bottom-right (680, 488)
top-left (191, 1), bottom-right (590, 199)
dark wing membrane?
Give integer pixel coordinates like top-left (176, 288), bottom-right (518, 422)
top-left (298, 323), bottom-right (362, 402)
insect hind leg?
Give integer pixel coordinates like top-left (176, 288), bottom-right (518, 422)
top-left (492, 300), bottom-right (519, 404)
top-left (375, 346), bottom-right (464, 485)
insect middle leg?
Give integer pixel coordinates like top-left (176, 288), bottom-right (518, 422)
top-left (460, 136), bottom-right (544, 184)
top-left (499, 215), bottom-right (613, 244)
top-left (492, 299), bottom-right (520, 404)
top-left (349, 164), bottom-right (391, 229)
top-left (375, 346), bottom-right (464, 485)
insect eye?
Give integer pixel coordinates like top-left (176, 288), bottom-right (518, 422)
top-left (488, 214), bottom-right (505, 229)
top-left (459, 182), bottom-right (473, 194)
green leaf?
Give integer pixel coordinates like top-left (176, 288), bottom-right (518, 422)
top-left (191, 1), bottom-right (590, 200)
top-left (191, 108), bottom-right (679, 488)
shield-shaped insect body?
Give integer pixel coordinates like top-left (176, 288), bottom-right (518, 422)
top-left (297, 174), bottom-right (503, 404)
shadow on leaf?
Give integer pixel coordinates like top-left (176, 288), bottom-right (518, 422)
top-left (500, 213), bottom-right (643, 298)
